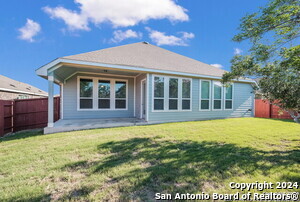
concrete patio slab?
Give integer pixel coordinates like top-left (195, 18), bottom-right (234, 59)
top-left (44, 118), bottom-right (147, 134)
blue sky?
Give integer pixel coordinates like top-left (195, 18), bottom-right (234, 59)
top-left (0, 0), bottom-right (267, 92)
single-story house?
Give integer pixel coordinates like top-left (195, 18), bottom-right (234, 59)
top-left (0, 75), bottom-right (48, 100)
top-left (36, 42), bottom-right (256, 134)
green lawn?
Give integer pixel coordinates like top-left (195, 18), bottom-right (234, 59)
top-left (0, 118), bottom-right (299, 201)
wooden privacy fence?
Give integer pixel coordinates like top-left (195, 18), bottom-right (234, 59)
top-left (255, 99), bottom-right (292, 119)
top-left (0, 97), bottom-right (60, 137)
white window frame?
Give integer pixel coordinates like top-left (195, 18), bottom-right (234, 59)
top-left (77, 76), bottom-right (128, 111)
top-left (224, 83), bottom-right (234, 110)
top-left (98, 79), bottom-right (112, 109)
top-left (212, 81), bottom-right (223, 111)
top-left (153, 76), bottom-right (165, 111)
top-left (181, 78), bottom-right (192, 111)
top-left (114, 80), bottom-right (128, 109)
top-left (152, 75), bottom-right (192, 112)
top-left (199, 79), bottom-right (212, 111)
top-left (78, 78), bottom-right (94, 109)
top-left (168, 77), bottom-right (179, 110)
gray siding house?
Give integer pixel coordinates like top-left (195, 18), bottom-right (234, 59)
top-left (36, 42), bottom-right (255, 133)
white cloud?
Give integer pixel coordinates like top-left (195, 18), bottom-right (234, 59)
top-left (146, 27), bottom-right (194, 46)
top-left (43, 0), bottom-right (188, 31)
top-left (210, 64), bottom-right (223, 69)
top-left (43, 6), bottom-right (89, 31)
top-left (234, 48), bottom-right (243, 55)
top-left (181, 32), bottom-right (195, 39)
top-left (18, 19), bottom-right (41, 42)
top-left (110, 29), bottom-right (142, 43)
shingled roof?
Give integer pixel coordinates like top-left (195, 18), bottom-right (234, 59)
top-left (62, 42), bottom-right (226, 77)
top-left (0, 75), bottom-right (47, 96)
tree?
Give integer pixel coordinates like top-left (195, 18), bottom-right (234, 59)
top-left (222, 0), bottom-right (300, 123)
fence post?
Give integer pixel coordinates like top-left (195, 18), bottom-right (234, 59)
top-left (269, 103), bottom-right (272, 118)
top-left (0, 100), bottom-right (4, 136)
top-left (12, 100), bottom-right (16, 132)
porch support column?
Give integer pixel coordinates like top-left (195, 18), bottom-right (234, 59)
top-left (48, 72), bottom-right (54, 127)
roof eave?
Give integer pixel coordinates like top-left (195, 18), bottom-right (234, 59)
top-left (36, 58), bottom-right (256, 84)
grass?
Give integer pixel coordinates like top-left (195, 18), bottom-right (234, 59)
top-left (0, 118), bottom-right (299, 201)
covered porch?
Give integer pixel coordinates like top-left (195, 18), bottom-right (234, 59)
top-left (38, 60), bottom-right (149, 134)
top-left (44, 118), bottom-right (148, 134)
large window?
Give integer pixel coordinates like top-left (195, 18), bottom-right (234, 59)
top-left (200, 80), bottom-right (210, 110)
top-left (98, 80), bottom-right (110, 109)
top-left (154, 76), bottom-right (164, 110)
top-left (79, 77), bottom-right (127, 110)
top-left (225, 84), bottom-right (233, 110)
top-left (182, 79), bottom-right (191, 110)
top-left (213, 81), bottom-right (222, 110)
top-left (115, 81), bottom-right (127, 109)
top-left (153, 76), bottom-right (191, 111)
top-left (169, 78), bottom-right (178, 110)
top-left (80, 79), bottom-right (93, 109)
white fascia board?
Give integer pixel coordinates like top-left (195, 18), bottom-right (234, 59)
top-left (36, 58), bottom-right (256, 84)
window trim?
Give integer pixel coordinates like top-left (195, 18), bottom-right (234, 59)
top-left (152, 75), bottom-right (192, 112)
top-left (77, 76), bottom-right (128, 111)
top-left (168, 77), bottom-right (179, 110)
top-left (212, 80), bottom-right (223, 111)
top-left (181, 78), bottom-right (192, 111)
top-left (153, 76), bottom-right (165, 111)
top-left (98, 79), bottom-right (111, 109)
top-left (199, 79), bottom-right (212, 111)
top-left (79, 78), bottom-right (93, 109)
top-left (224, 83), bottom-right (234, 110)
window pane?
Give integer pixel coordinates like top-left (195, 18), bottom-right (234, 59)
top-left (115, 100), bottom-right (126, 109)
top-left (214, 100), bottom-right (221, 109)
top-left (182, 100), bottom-right (190, 110)
top-left (98, 80), bottom-right (110, 98)
top-left (201, 81), bottom-right (210, 99)
top-left (80, 79), bottom-right (93, 97)
top-left (201, 100), bottom-right (209, 110)
top-left (80, 99), bottom-right (92, 109)
top-left (182, 79), bottom-right (191, 98)
top-left (115, 81), bottom-right (126, 98)
top-left (225, 100), bottom-right (232, 109)
top-left (154, 77), bottom-right (164, 98)
top-left (214, 82), bottom-right (222, 99)
top-left (225, 85), bottom-right (233, 99)
top-left (169, 78), bottom-right (178, 98)
top-left (98, 99), bottom-right (110, 109)
top-left (169, 99), bottom-right (178, 110)
top-left (154, 99), bottom-right (164, 110)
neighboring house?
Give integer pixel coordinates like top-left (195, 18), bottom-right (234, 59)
top-left (36, 42), bottom-right (256, 131)
top-left (0, 75), bottom-right (47, 100)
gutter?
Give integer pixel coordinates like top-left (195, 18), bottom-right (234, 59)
top-left (0, 88), bottom-right (48, 97)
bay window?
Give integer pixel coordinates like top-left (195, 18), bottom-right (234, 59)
top-left (80, 79), bottom-right (93, 109)
top-left (225, 84), bottom-right (233, 110)
top-left (213, 81), bottom-right (222, 110)
top-left (200, 80), bottom-right (211, 110)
